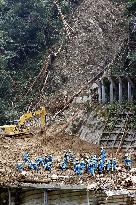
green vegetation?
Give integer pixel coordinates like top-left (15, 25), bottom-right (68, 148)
top-left (105, 102), bottom-right (136, 131)
top-left (126, 0), bottom-right (136, 16)
top-left (0, 0), bottom-right (77, 123)
top-left (112, 0), bottom-right (136, 75)
top-left (125, 0), bottom-right (136, 74)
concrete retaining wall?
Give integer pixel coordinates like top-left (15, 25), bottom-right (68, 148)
top-left (19, 190), bottom-right (44, 205)
top-left (48, 190), bottom-right (88, 205)
top-left (1, 188), bottom-right (136, 205)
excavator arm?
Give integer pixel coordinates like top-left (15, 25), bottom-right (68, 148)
top-left (0, 107), bottom-right (47, 136)
top-left (18, 107), bottom-right (47, 128)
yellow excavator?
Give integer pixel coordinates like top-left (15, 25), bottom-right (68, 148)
top-left (0, 107), bottom-right (47, 136)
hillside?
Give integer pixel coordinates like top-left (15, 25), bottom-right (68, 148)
top-left (45, 0), bottom-right (127, 102)
top-left (1, 0), bottom-right (136, 195)
top-left (0, 0), bottom-right (128, 121)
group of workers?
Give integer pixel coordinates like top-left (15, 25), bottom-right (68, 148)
top-left (16, 152), bottom-right (53, 172)
top-left (16, 148), bottom-right (132, 176)
top-left (60, 148), bottom-right (117, 176)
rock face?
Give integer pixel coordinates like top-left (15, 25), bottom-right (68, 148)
top-left (46, 0), bottom-right (126, 98)
top-left (79, 109), bottom-right (104, 144)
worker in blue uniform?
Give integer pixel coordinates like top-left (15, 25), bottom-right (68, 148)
top-left (124, 154), bottom-right (132, 170)
top-left (64, 151), bottom-right (69, 162)
top-left (41, 155), bottom-right (53, 171)
top-left (35, 156), bottom-right (45, 167)
top-left (98, 158), bottom-right (104, 174)
top-left (74, 161), bottom-right (83, 176)
top-left (80, 158), bottom-right (85, 171)
top-left (92, 155), bottom-right (98, 172)
top-left (60, 153), bottom-right (69, 171)
top-left (69, 152), bottom-right (74, 162)
top-left (111, 158), bottom-right (117, 172)
top-left (28, 161), bottom-right (38, 171)
top-left (60, 160), bottom-right (68, 171)
top-left (101, 147), bottom-right (106, 163)
top-left (46, 155), bottom-right (53, 163)
top-left (23, 152), bottom-right (38, 171)
top-left (23, 152), bottom-right (30, 163)
top-left (16, 163), bottom-right (24, 172)
top-left (105, 159), bottom-right (111, 172)
top-left (44, 161), bottom-right (52, 171)
top-left (87, 160), bottom-right (95, 176)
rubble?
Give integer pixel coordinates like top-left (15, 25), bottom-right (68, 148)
top-left (0, 129), bottom-right (136, 192)
top-left (0, 130), bottom-right (99, 185)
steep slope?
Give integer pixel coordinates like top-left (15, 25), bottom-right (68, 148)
top-left (46, 0), bottom-right (127, 100)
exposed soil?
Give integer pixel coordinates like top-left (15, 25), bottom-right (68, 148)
top-left (45, 0), bottom-right (127, 102)
top-left (0, 130), bottom-right (136, 191)
top-left (0, 130), bottom-right (100, 186)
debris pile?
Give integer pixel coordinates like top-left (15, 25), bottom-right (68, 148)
top-left (0, 131), bottom-right (99, 185)
top-left (16, 148), bottom-right (118, 177)
top-left (0, 131), bottom-right (136, 191)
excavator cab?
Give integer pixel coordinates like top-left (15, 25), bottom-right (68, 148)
top-left (0, 107), bottom-right (47, 136)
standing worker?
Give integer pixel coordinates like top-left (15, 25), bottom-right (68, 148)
top-left (111, 158), bottom-right (117, 172)
top-left (124, 153), bottom-right (132, 171)
top-left (101, 147), bottom-right (106, 163)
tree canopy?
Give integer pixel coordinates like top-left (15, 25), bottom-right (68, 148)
top-left (0, 0), bottom-right (74, 122)
top-left (125, 0), bottom-right (136, 73)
